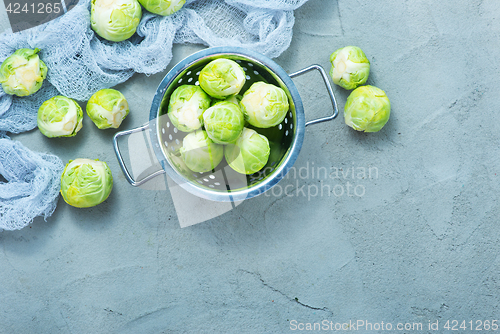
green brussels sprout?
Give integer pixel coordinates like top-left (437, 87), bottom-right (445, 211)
top-left (137, 0), bottom-right (185, 16)
top-left (0, 48), bottom-right (47, 97)
top-left (344, 85), bottom-right (390, 132)
top-left (167, 85), bottom-right (211, 132)
top-left (86, 88), bottom-right (129, 129)
top-left (225, 94), bottom-right (242, 107)
top-left (37, 96), bottom-right (83, 138)
top-left (199, 59), bottom-right (246, 99)
top-left (60, 158), bottom-right (113, 208)
top-left (180, 130), bottom-right (224, 173)
top-left (329, 46), bottom-right (370, 90)
top-left (240, 81), bottom-right (289, 128)
top-left (203, 101), bottom-right (245, 144)
top-left (91, 0), bottom-right (142, 42)
top-left (225, 127), bottom-right (270, 175)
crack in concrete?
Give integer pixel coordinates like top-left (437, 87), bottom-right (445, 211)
top-left (125, 305), bottom-right (171, 326)
top-left (104, 308), bottom-right (123, 316)
top-left (262, 195), bottom-right (286, 221)
top-left (2, 243), bottom-right (21, 274)
top-left (156, 223), bottom-right (161, 277)
top-left (336, 0), bottom-right (345, 36)
top-left (238, 269), bottom-right (334, 316)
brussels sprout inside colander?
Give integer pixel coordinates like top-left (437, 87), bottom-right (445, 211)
top-left (225, 127), bottom-right (270, 175)
top-left (199, 58), bottom-right (246, 99)
top-left (202, 100), bottom-right (245, 144)
top-left (180, 130), bottom-right (224, 173)
top-left (240, 81), bottom-right (289, 128)
top-left (168, 85), bottom-right (211, 132)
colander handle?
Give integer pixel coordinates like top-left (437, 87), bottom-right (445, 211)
top-left (113, 124), bottom-right (166, 187)
top-left (289, 64), bottom-right (339, 127)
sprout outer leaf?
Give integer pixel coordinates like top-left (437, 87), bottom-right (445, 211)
top-left (0, 48), bottom-right (48, 97)
top-left (203, 101), bottom-right (245, 144)
top-left (91, 0), bottom-right (142, 42)
top-left (167, 85), bottom-right (211, 132)
top-left (180, 130), bottom-right (224, 173)
top-left (87, 88), bottom-right (130, 129)
top-left (137, 0), bottom-right (185, 16)
top-left (199, 59), bottom-right (246, 99)
top-left (329, 46), bottom-right (370, 90)
top-left (240, 81), bottom-right (289, 128)
top-left (60, 158), bottom-right (113, 208)
top-left (225, 127), bottom-right (270, 175)
top-left (344, 85), bottom-right (390, 132)
top-left (37, 96), bottom-right (83, 138)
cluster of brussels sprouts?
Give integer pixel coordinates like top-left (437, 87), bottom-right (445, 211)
top-left (329, 46), bottom-right (391, 133)
top-left (0, 47), bottom-right (121, 209)
top-left (36, 89), bottom-right (127, 208)
top-left (37, 88), bottom-right (130, 137)
top-left (0, 47), bottom-right (131, 137)
top-left (168, 58), bottom-right (289, 175)
top-left (91, 0), bottom-right (186, 42)
top-left (36, 89), bottom-right (130, 207)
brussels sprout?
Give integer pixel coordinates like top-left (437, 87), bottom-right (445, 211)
top-left (138, 0), bottom-right (185, 16)
top-left (203, 101), bottom-right (245, 144)
top-left (86, 88), bottom-right (129, 129)
top-left (199, 59), bottom-right (246, 99)
top-left (91, 0), bottom-right (142, 42)
top-left (240, 81), bottom-right (289, 128)
top-left (180, 130), bottom-right (224, 173)
top-left (344, 85), bottom-right (390, 132)
top-left (37, 96), bottom-right (83, 138)
top-left (225, 127), bottom-right (270, 175)
top-left (225, 94), bottom-right (242, 107)
top-left (329, 46), bottom-right (370, 90)
top-left (167, 85), bottom-right (211, 132)
top-left (0, 48), bottom-right (47, 97)
top-left (60, 159), bottom-right (113, 208)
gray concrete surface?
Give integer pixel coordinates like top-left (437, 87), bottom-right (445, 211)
top-left (2, 0), bottom-right (500, 332)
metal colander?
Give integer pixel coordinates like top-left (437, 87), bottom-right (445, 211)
top-left (114, 47), bottom-right (338, 202)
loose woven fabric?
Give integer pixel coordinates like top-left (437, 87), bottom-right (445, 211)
top-left (0, 0), bottom-right (308, 229)
top-left (0, 139), bottom-right (64, 231)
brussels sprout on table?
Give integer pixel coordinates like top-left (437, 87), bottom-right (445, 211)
top-left (91, 0), bottom-right (142, 42)
top-left (329, 46), bottom-right (370, 90)
top-left (240, 81), bottom-right (289, 128)
top-left (199, 59), bottom-right (246, 99)
top-left (0, 48), bottom-right (47, 97)
top-left (180, 130), bottom-right (224, 173)
top-left (225, 127), bottom-right (270, 175)
top-left (344, 85), bottom-right (390, 132)
top-left (86, 88), bottom-right (129, 129)
top-left (37, 96), bottom-right (83, 138)
top-left (60, 159), bottom-right (113, 208)
top-left (167, 85), bottom-right (211, 132)
top-left (203, 101), bottom-right (245, 144)
top-left (138, 0), bottom-right (185, 16)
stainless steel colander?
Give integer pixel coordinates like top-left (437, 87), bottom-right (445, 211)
top-left (113, 47), bottom-right (339, 202)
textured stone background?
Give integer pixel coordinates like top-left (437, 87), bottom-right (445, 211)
top-left (1, 0), bottom-right (500, 332)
